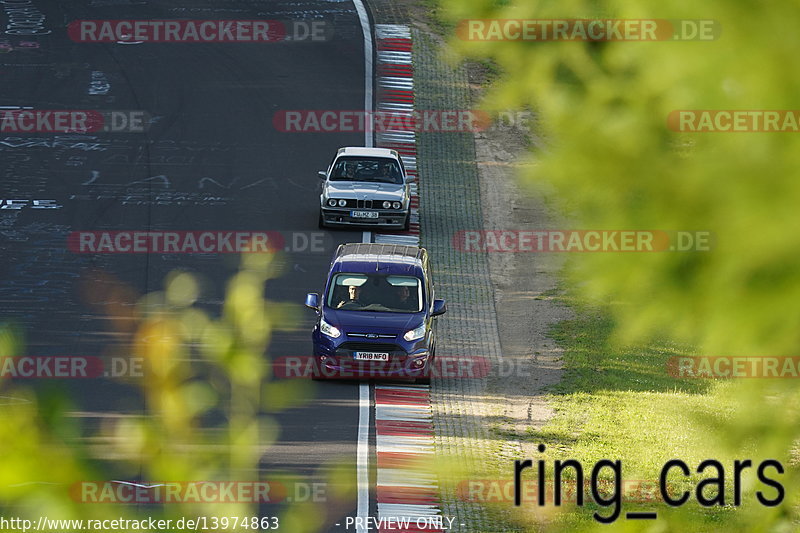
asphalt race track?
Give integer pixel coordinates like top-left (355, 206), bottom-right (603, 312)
top-left (1, 1), bottom-right (372, 529)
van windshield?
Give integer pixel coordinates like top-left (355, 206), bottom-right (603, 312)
top-left (327, 273), bottom-right (422, 312)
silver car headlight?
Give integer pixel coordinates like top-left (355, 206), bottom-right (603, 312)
top-left (403, 323), bottom-right (426, 342)
top-left (320, 317), bottom-right (341, 339)
top-left (382, 201), bottom-right (391, 209)
top-left (338, 199), bottom-right (347, 207)
top-left (327, 199), bottom-right (337, 207)
top-left (392, 201), bottom-right (401, 209)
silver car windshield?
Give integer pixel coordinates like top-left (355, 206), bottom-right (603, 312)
top-left (330, 157), bottom-right (403, 185)
top-left (327, 273), bottom-right (422, 312)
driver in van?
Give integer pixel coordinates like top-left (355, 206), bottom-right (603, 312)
top-left (337, 285), bottom-right (363, 308)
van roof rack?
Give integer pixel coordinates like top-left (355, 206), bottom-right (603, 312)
top-left (335, 242), bottom-right (424, 261)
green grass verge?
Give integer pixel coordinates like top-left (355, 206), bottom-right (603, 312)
top-left (512, 304), bottom-right (782, 532)
top-left (416, 0), bottom-right (455, 36)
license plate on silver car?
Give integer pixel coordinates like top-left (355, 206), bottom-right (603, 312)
top-left (353, 352), bottom-right (389, 361)
top-left (351, 210), bottom-right (378, 219)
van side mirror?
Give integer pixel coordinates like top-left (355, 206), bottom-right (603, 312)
top-left (317, 171), bottom-right (327, 180)
top-left (305, 293), bottom-right (320, 311)
top-left (432, 299), bottom-right (447, 317)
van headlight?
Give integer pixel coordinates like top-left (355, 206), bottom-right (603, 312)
top-left (403, 323), bottom-right (426, 342)
top-left (320, 317), bottom-right (341, 338)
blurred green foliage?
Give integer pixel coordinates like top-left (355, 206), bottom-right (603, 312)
top-left (431, 0), bottom-right (800, 530)
top-left (0, 250), bottom-right (344, 532)
top-left (441, 0), bottom-right (800, 356)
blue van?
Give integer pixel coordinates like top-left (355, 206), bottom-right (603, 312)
top-left (304, 243), bottom-right (446, 384)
